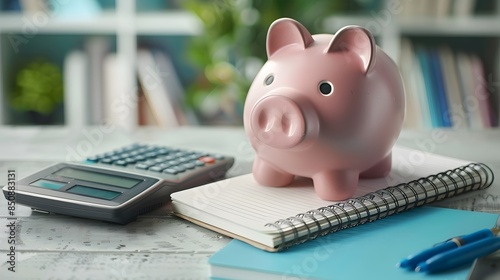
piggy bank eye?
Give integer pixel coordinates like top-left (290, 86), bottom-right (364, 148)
top-left (264, 74), bottom-right (274, 86)
top-left (318, 81), bottom-right (334, 96)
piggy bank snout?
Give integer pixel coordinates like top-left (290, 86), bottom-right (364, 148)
top-left (250, 95), bottom-right (306, 149)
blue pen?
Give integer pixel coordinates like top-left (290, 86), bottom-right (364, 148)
top-left (398, 228), bottom-right (499, 270)
top-left (415, 237), bottom-right (500, 273)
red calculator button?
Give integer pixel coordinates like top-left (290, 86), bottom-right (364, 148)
top-left (198, 156), bottom-right (216, 164)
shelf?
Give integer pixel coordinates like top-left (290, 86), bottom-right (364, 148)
top-left (135, 12), bottom-right (201, 35)
top-left (399, 16), bottom-right (500, 36)
top-left (324, 15), bottom-right (500, 37)
top-left (0, 11), bottom-right (201, 35)
top-left (0, 11), bottom-right (118, 34)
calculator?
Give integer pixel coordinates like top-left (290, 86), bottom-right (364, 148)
top-left (2, 143), bottom-right (234, 224)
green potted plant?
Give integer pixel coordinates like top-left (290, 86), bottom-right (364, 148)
top-left (10, 59), bottom-right (64, 125)
top-left (182, 0), bottom-right (359, 125)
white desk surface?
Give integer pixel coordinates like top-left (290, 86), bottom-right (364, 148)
top-left (0, 126), bottom-right (500, 279)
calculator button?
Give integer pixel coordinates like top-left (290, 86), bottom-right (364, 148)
top-left (129, 151), bottom-right (139, 156)
top-left (174, 152), bottom-right (186, 158)
top-left (157, 163), bottom-right (171, 169)
top-left (148, 166), bottom-right (164, 172)
top-left (193, 160), bottom-right (205, 167)
top-left (183, 163), bottom-right (195, 169)
top-left (173, 166), bottom-right (186, 173)
top-left (164, 155), bottom-right (176, 161)
top-left (188, 154), bottom-right (201, 160)
top-left (110, 156), bottom-right (121, 162)
top-left (114, 160), bottom-right (127, 166)
top-left (135, 163), bottom-right (150, 170)
top-left (120, 153), bottom-right (131, 158)
top-left (144, 152), bottom-right (157, 158)
top-left (133, 155), bottom-right (146, 161)
top-left (142, 160), bottom-right (157, 166)
top-left (168, 160), bottom-right (180, 166)
top-left (124, 158), bottom-right (137, 164)
top-left (178, 157), bottom-right (191, 163)
top-left (163, 168), bottom-right (178, 175)
top-left (100, 158), bottom-right (113, 164)
top-left (154, 158), bottom-right (166, 164)
top-left (198, 156), bottom-right (216, 164)
top-left (86, 156), bottom-right (99, 163)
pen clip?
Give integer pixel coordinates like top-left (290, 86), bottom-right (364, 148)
top-left (433, 236), bottom-right (464, 248)
top-left (434, 228), bottom-right (500, 248)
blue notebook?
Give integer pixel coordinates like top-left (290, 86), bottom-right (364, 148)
top-left (209, 207), bottom-right (499, 280)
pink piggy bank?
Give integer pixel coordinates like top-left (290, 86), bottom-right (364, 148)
top-left (243, 18), bottom-right (405, 201)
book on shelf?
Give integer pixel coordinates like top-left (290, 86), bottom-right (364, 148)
top-left (399, 38), bottom-right (432, 128)
top-left (85, 36), bottom-right (109, 125)
top-left (137, 86), bottom-right (158, 126)
top-left (470, 54), bottom-right (495, 127)
top-left (438, 46), bottom-right (466, 129)
top-left (456, 52), bottom-right (486, 129)
top-left (103, 53), bottom-right (135, 130)
top-left (62, 37), bottom-right (113, 128)
top-left (400, 40), bottom-right (494, 129)
top-left (209, 207), bottom-right (499, 279)
top-left (399, 0), bottom-right (477, 17)
top-left (171, 146), bottom-right (494, 252)
top-left (399, 39), bottom-right (423, 129)
top-left (415, 47), bottom-right (441, 127)
top-left (136, 49), bottom-right (196, 128)
top-left (63, 50), bottom-right (88, 128)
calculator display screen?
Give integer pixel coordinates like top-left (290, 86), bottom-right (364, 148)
top-left (54, 168), bottom-right (141, 189)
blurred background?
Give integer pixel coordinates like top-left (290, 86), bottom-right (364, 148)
top-left (0, 0), bottom-right (498, 130)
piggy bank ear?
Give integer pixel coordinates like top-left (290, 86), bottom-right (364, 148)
top-left (326, 26), bottom-right (376, 74)
top-left (266, 18), bottom-right (314, 58)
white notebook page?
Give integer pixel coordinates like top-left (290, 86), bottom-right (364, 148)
top-left (171, 146), bottom-right (470, 232)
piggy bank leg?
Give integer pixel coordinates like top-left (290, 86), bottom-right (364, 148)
top-left (360, 152), bottom-right (392, 178)
top-left (252, 156), bottom-right (294, 187)
top-left (312, 170), bottom-right (359, 201)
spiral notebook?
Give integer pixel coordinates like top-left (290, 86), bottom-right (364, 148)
top-left (171, 146), bottom-right (494, 252)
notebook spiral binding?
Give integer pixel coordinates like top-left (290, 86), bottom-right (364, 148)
top-left (265, 163), bottom-right (494, 251)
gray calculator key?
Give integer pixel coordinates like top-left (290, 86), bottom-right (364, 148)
top-left (124, 158), bottom-right (136, 164)
top-left (183, 163), bottom-right (195, 169)
top-left (110, 156), bottom-right (121, 161)
top-left (178, 157), bottom-right (191, 163)
top-left (168, 160), bottom-right (180, 166)
top-left (165, 155), bottom-right (176, 161)
top-left (173, 166), bottom-right (186, 173)
top-left (143, 160), bottom-right (157, 166)
top-left (114, 160), bottom-right (127, 166)
top-left (133, 155), bottom-right (146, 161)
top-left (193, 160), bottom-right (205, 166)
top-left (135, 163), bottom-right (150, 169)
top-left (148, 166), bottom-right (164, 172)
top-left (158, 163), bottom-right (172, 169)
top-left (163, 168), bottom-right (178, 175)
top-left (100, 158), bottom-right (113, 164)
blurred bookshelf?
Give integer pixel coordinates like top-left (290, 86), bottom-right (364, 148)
top-left (0, 0), bottom-right (201, 129)
top-left (2, 0), bottom-right (499, 130)
top-left (324, 0), bottom-right (500, 129)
